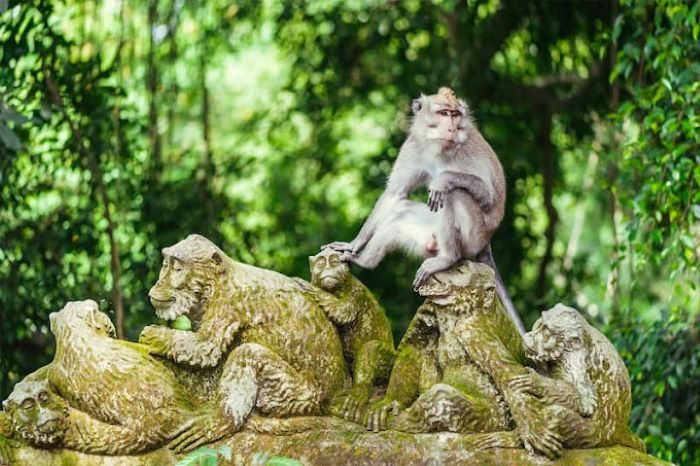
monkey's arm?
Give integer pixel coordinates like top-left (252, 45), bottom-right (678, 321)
top-left (139, 312), bottom-right (242, 368)
top-left (428, 171), bottom-right (493, 211)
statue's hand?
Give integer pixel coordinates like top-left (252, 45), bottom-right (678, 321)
top-left (365, 399), bottom-right (402, 432)
top-left (138, 325), bottom-right (170, 355)
top-left (511, 403), bottom-right (563, 460)
top-left (509, 368), bottom-right (545, 397)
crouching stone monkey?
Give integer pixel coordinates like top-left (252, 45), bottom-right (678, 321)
top-left (308, 248), bottom-right (396, 423)
top-left (139, 234), bottom-right (347, 450)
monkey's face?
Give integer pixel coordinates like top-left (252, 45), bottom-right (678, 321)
top-left (149, 254), bottom-right (211, 322)
top-left (309, 250), bottom-right (349, 292)
top-left (524, 305), bottom-right (586, 364)
top-left (2, 379), bottom-right (68, 447)
top-left (49, 300), bottom-right (116, 339)
top-left (410, 88), bottom-right (470, 146)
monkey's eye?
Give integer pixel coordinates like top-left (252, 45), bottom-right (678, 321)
top-left (21, 399), bottom-right (35, 410)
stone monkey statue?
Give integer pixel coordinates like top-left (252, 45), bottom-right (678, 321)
top-left (324, 87), bottom-right (524, 334)
top-left (478, 304), bottom-right (646, 457)
top-left (308, 248), bottom-right (396, 423)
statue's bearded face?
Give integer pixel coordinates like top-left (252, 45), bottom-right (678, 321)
top-left (149, 255), bottom-right (210, 321)
top-left (3, 379), bottom-right (68, 447)
top-left (523, 317), bottom-right (565, 363)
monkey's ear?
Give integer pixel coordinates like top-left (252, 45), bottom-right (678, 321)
top-left (411, 98), bottom-right (422, 114)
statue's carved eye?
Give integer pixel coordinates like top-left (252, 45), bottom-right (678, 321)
top-left (21, 399), bottom-right (35, 410)
top-left (38, 392), bottom-right (49, 403)
top-left (438, 110), bottom-right (449, 117)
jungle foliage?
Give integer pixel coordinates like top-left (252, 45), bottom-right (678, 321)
top-left (0, 0), bottom-right (698, 463)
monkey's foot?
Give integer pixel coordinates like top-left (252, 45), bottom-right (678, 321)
top-left (168, 414), bottom-right (237, 453)
top-left (475, 431), bottom-right (522, 451)
top-left (330, 387), bottom-right (370, 425)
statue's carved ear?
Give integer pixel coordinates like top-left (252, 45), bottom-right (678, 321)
top-left (308, 256), bottom-right (314, 266)
top-left (2, 399), bottom-right (10, 411)
top-left (211, 252), bottom-right (223, 265)
top-left (411, 98), bottom-right (422, 115)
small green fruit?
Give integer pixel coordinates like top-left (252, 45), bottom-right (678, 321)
top-left (171, 315), bottom-right (192, 331)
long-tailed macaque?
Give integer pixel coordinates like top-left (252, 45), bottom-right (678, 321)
top-left (324, 88), bottom-right (524, 334)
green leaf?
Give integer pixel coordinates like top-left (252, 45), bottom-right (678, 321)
top-left (174, 447), bottom-right (219, 466)
top-left (218, 445), bottom-right (233, 461)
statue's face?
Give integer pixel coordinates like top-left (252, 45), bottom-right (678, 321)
top-left (310, 251), bottom-right (348, 292)
top-left (3, 379), bottom-right (68, 447)
top-left (49, 300), bottom-right (116, 339)
top-left (416, 263), bottom-right (495, 308)
top-left (523, 316), bottom-right (564, 363)
top-left (149, 255), bottom-right (203, 321)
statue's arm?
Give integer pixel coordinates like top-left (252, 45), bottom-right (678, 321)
top-left (63, 408), bottom-right (154, 455)
top-left (140, 312), bottom-right (241, 368)
top-left (316, 290), bottom-right (358, 325)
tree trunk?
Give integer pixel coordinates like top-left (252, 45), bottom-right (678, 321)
top-left (535, 112), bottom-right (558, 298)
top-left (147, 0), bottom-right (161, 172)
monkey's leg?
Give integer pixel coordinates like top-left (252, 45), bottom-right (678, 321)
top-left (335, 340), bottom-right (397, 424)
top-left (350, 200), bottom-right (433, 269)
top-left (391, 383), bottom-right (508, 434)
top-left (413, 193), bottom-right (466, 288)
top-left (170, 343), bottom-right (321, 453)
top-left (366, 344), bottom-right (423, 431)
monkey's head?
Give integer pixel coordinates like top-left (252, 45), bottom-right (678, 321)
top-left (49, 299), bottom-right (116, 340)
top-left (417, 261), bottom-right (496, 309)
top-left (309, 249), bottom-right (350, 292)
top-left (410, 87), bottom-right (471, 146)
top-left (523, 304), bottom-right (589, 364)
top-left (149, 234), bottom-right (225, 323)
top-left (2, 377), bottom-right (68, 447)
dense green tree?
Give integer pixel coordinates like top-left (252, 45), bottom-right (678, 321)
top-left (0, 0), bottom-right (697, 462)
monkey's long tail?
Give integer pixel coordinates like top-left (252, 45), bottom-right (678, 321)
top-left (477, 244), bottom-right (526, 335)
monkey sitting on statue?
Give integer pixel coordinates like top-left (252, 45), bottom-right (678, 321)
top-left (324, 87), bottom-right (524, 333)
top-left (307, 249), bottom-right (396, 423)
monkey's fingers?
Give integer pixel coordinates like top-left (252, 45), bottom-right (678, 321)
top-left (322, 241), bottom-right (354, 252)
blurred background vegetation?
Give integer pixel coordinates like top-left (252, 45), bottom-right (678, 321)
top-left (0, 0), bottom-right (698, 462)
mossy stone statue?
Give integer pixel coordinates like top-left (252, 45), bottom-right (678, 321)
top-left (0, 235), bottom-right (670, 466)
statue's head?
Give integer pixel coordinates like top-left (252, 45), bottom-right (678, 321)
top-left (49, 299), bottom-right (116, 340)
top-left (2, 377), bottom-right (68, 447)
top-left (416, 261), bottom-right (496, 309)
top-left (309, 249), bottom-right (350, 292)
top-left (524, 303), bottom-right (588, 364)
top-left (149, 234), bottom-right (226, 322)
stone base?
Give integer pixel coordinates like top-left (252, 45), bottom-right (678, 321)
top-left (10, 430), bottom-right (670, 466)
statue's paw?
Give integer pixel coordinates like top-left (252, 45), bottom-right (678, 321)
top-left (169, 414), bottom-right (236, 454)
top-left (366, 399), bottom-right (401, 432)
top-left (475, 431), bottom-right (521, 450)
top-left (138, 325), bottom-right (168, 353)
top-left (389, 408), bottom-right (427, 433)
top-left (521, 427), bottom-right (562, 460)
top-left (509, 368), bottom-right (542, 396)
top-left (330, 389), bottom-right (369, 425)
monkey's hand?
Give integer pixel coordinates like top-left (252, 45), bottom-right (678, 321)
top-left (427, 177), bottom-right (449, 212)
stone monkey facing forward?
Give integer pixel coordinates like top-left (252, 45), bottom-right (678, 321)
top-left (324, 87), bottom-right (524, 333)
top-left (309, 249), bottom-right (396, 423)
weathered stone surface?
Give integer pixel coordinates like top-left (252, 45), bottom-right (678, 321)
top-left (10, 430), bottom-right (671, 466)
